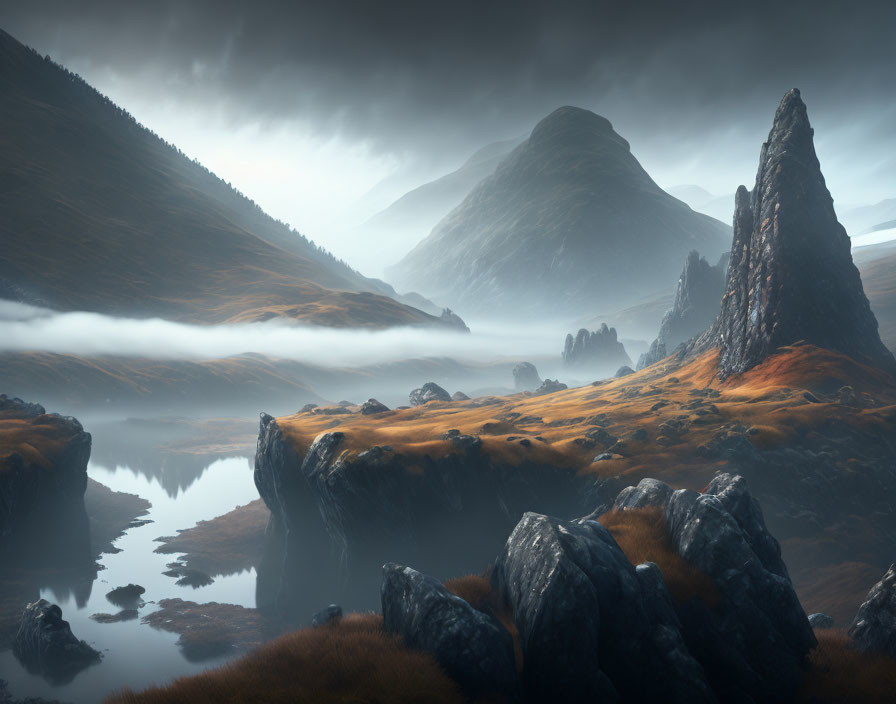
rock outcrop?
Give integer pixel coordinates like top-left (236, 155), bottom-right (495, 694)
top-left (653, 250), bottom-right (728, 353)
top-left (610, 473), bottom-right (815, 701)
top-left (388, 105), bottom-right (730, 318)
top-left (849, 563), bottom-right (896, 657)
top-left (360, 398), bottom-right (390, 415)
top-left (703, 89), bottom-right (896, 377)
top-left (492, 512), bottom-right (713, 703)
top-left (533, 378), bottom-right (567, 395)
top-left (13, 599), bottom-right (100, 683)
top-left (381, 563), bottom-right (517, 700)
top-left (512, 362), bottom-right (542, 391)
top-left (563, 324), bottom-right (632, 375)
top-left (636, 339), bottom-right (667, 370)
top-left (439, 308), bottom-right (470, 332)
top-left (0, 395), bottom-right (92, 564)
top-left (408, 382), bottom-right (451, 406)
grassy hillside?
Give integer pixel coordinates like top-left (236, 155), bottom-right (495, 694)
top-left (0, 29), bottom-right (440, 328)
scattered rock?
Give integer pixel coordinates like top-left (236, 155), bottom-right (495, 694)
top-left (299, 404), bottom-right (318, 413)
top-left (90, 610), bottom-right (139, 624)
top-left (382, 563), bottom-right (517, 700)
top-left (533, 379), bottom-right (567, 395)
top-left (808, 613), bottom-right (834, 630)
top-left (311, 604), bottom-right (343, 628)
top-left (360, 398), bottom-right (390, 415)
top-left (849, 563), bottom-right (896, 657)
top-left (13, 600), bottom-right (100, 683)
top-left (409, 382), bottom-right (451, 406)
top-left (312, 406), bottom-right (353, 415)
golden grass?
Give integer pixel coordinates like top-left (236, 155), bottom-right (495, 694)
top-left (154, 499), bottom-right (269, 577)
top-left (105, 613), bottom-right (465, 704)
top-left (0, 413), bottom-right (82, 471)
top-left (599, 507), bottom-right (719, 608)
top-left (799, 629), bottom-right (896, 703)
top-left (790, 561), bottom-right (884, 627)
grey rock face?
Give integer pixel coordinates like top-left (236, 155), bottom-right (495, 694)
top-left (512, 362), bottom-right (542, 391)
top-left (563, 324), bottom-right (632, 373)
top-left (491, 512), bottom-right (714, 703)
top-left (533, 378), bottom-right (568, 395)
top-left (849, 564), bottom-right (896, 657)
top-left (408, 382), bottom-right (451, 406)
top-left (611, 473), bottom-right (815, 701)
top-left (703, 89), bottom-right (895, 377)
top-left (360, 398), bottom-right (390, 415)
top-left (808, 613), bottom-right (834, 630)
top-left (614, 365), bottom-right (634, 378)
top-left (13, 600), bottom-right (100, 683)
top-left (381, 563), bottom-right (517, 700)
top-left (311, 604), bottom-right (343, 627)
top-left (636, 339), bottom-right (667, 370)
top-left (656, 250), bottom-right (729, 351)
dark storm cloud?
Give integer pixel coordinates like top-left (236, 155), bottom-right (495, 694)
top-left (2, 0), bottom-right (895, 187)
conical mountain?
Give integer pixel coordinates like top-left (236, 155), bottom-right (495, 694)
top-left (707, 89), bottom-right (895, 377)
top-left (387, 106), bottom-right (730, 318)
top-left (0, 29), bottom-right (443, 328)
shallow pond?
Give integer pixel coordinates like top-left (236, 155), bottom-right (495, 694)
top-left (1, 438), bottom-right (259, 703)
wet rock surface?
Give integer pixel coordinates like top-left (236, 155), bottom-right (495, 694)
top-left (408, 382), bottom-right (452, 406)
top-left (382, 563), bottom-right (516, 700)
top-left (849, 563), bottom-right (896, 657)
top-left (702, 89), bottom-right (896, 377)
top-left (13, 600), bottom-right (100, 684)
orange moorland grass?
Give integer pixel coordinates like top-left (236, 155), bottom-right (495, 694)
top-left (104, 613), bottom-right (466, 704)
top-left (154, 499), bottom-right (270, 577)
top-left (0, 413), bottom-right (82, 471)
top-left (799, 629), bottom-right (896, 704)
top-left (598, 507), bottom-right (719, 608)
top-left (273, 345), bottom-right (896, 494)
top-left (444, 573), bottom-right (523, 672)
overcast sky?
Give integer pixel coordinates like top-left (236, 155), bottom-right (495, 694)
top-left (2, 0), bottom-right (895, 273)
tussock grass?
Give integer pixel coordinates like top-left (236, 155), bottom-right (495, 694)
top-left (599, 507), bottom-right (719, 608)
top-left (105, 613), bottom-right (465, 704)
top-left (799, 629), bottom-right (896, 703)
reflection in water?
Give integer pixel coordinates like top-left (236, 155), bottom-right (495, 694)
top-left (0, 427), bottom-right (259, 704)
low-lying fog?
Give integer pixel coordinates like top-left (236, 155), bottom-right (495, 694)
top-left (0, 301), bottom-right (575, 366)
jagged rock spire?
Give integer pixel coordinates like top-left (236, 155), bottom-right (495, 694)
top-left (708, 89), bottom-right (895, 377)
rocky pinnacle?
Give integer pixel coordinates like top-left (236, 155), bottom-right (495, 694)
top-left (706, 89), bottom-right (895, 378)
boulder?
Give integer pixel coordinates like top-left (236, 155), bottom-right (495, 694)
top-left (491, 512), bottom-right (714, 703)
top-left (382, 563), bottom-right (517, 700)
top-left (13, 600), bottom-right (100, 683)
top-left (533, 379), bottom-right (567, 396)
top-left (105, 584), bottom-right (146, 608)
top-left (512, 362), bottom-right (542, 391)
top-left (360, 398), bottom-right (390, 415)
top-left (311, 604), bottom-right (343, 627)
top-left (849, 564), bottom-right (896, 657)
top-left (408, 382), bottom-right (451, 406)
top-left (611, 473), bottom-right (816, 701)
top-left (614, 365), bottom-right (634, 378)
top-left (808, 613), bottom-right (834, 630)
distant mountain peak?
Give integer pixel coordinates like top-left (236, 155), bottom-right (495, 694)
top-left (528, 105), bottom-right (629, 151)
top-left (705, 89), bottom-right (895, 376)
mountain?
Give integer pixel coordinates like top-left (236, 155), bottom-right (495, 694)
top-left (664, 185), bottom-right (736, 224)
top-left (658, 250), bottom-right (729, 350)
top-left (0, 29), bottom-right (445, 329)
top-left (387, 106), bottom-right (731, 319)
top-left (355, 137), bottom-right (523, 275)
top-left (705, 89), bottom-right (895, 378)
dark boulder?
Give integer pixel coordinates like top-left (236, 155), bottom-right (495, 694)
top-left (614, 365), bottom-right (634, 378)
top-left (105, 584), bottom-right (145, 608)
top-left (701, 89), bottom-right (896, 377)
top-left (563, 324), bottom-right (632, 373)
top-left (409, 382), bottom-right (452, 406)
top-left (533, 378), bottom-right (567, 395)
top-left (512, 362), bottom-right (542, 391)
top-left (491, 512), bottom-right (714, 703)
top-left (611, 473), bottom-right (815, 701)
top-left (381, 563), bottom-right (517, 700)
top-left (13, 600), bottom-right (100, 683)
top-left (360, 398), bottom-right (390, 415)
top-left (849, 564), bottom-right (896, 657)
top-left (808, 613), bottom-right (834, 630)
top-left (311, 604), bottom-right (343, 627)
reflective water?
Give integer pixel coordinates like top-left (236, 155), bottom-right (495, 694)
top-left (0, 444), bottom-right (259, 703)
